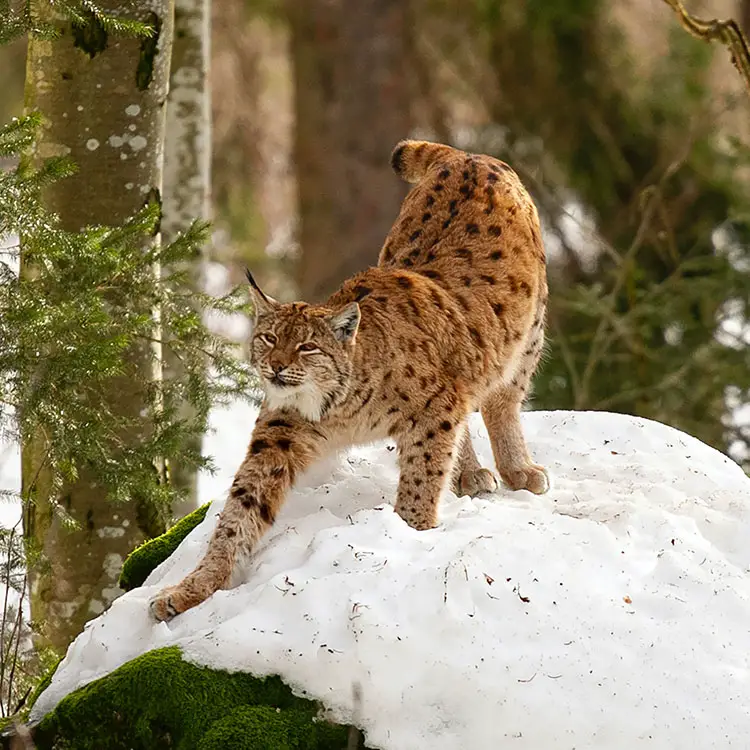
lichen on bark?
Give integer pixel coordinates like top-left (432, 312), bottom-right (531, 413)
top-left (22, 0), bottom-right (176, 653)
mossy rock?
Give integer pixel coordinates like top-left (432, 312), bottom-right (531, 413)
top-left (33, 512), bottom-right (361, 749)
top-left (119, 502), bottom-right (211, 591)
top-left (198, 706), bottom-right (351, 750)
top-left (33, 646), bottom-right (351, 749)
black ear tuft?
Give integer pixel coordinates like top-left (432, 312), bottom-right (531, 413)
top-left (245, 267), bottom-right (277, 317)
top-left (245, 268), bottom-right (263, 295)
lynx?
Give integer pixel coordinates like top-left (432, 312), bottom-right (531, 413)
top-left (150, 139), bottom-right (549, 621)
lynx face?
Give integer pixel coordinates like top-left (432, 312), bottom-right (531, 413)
top-left (246, 272), bottom-right (361, 422)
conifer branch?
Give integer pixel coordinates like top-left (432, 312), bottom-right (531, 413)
top-left (0, 115), bottom-right (256, 524)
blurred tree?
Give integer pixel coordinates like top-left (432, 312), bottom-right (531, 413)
top-left (0, 2), bottom-right (28, 125)
top-left (0, 38), bottom-right (25, 126)
top-left (22, 0), bottom-right (175, 652)
top-left (287, 0), bottom-right (411, 301)
top-left (210, 0), bottom-right (267, 275)
top-left (163, 0), bottom-right (212, 519)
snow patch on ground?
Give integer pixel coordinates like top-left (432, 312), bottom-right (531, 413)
top-left (0, 232), bottom-right (21, 530)
top-left (0, 443), bottom-right (21, 530)
top-left (31, 409), bottom-right (750, 748)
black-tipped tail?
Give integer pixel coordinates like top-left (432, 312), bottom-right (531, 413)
top-left (390, 139), bottom-right (457, 183)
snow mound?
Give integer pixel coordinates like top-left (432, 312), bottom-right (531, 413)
top-left (31, 410), bottom-right (750, 748)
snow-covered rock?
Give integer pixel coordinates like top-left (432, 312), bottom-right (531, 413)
top-left (30, 409), bottom-right (750, 749)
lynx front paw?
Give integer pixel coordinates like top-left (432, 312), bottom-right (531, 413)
top-left (149, 586), bottom-right (190, 622)
top-left (500, 464), bottom-right (549, 495)
top-left (457, 467), bottom-right (499, 497)
top-left (395, 502), bottom-right (438, 531)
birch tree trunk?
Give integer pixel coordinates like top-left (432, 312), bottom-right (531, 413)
top-left (162, 0), bottom-right (211, 519)
top-left (22, 0), bottom-right (174, 653)
top-left (288, 0), bottom-right (411, 302)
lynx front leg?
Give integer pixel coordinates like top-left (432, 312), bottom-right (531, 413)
top-left (149, 413), bottom-right (327, 621)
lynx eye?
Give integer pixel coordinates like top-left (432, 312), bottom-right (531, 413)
top-left (297, 342), bottom-right (320, 354)
top-left (258, 333), bottom-right (277, 347)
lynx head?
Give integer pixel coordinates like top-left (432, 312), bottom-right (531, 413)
top-left (246, 270), bottom-right (361, 422)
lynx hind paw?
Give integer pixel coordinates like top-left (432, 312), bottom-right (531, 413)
top-left (148, 587), bottom-right (182, 622)
top-left (500, 464), bottom-right (549, 495)
top-left (457, 467), bottom-right (499, 497)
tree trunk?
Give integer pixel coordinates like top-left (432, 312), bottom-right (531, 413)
top-left (288, 0), bottom-right (411, 302)
top-left (162, 0), bottom-right (211, 519)
top-left (22, 0), bottom-right (174, 653)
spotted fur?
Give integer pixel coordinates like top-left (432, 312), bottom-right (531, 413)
top-left (150, 140), bottom-right (549, 622)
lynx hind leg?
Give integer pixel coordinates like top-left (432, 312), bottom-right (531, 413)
top-left (481, 385), bottom-right (548, 494)
top-left (481, 318), bottom-right (548, 494)
top-left (451, 422), bottom-right (498, 497)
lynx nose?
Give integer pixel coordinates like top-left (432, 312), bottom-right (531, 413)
top-left (267, 361), bottom-right (290, 385)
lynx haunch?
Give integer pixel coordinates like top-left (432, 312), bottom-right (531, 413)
top-left (150, 140), bottom-right (549, 621)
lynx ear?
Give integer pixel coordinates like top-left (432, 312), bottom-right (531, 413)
top-left (326, 302), bottom-right (361, 343)
top-left (245, 268), bottom-right (278, 319)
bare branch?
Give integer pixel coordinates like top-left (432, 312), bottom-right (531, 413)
top-left (660, 0), bottom-right (750, 95)
top-left (576, 145), bottom-right (691, 405)
top-left (5, 577), bottom-right (26, 718)
top-left (0, 523), bottom-right (16, 718)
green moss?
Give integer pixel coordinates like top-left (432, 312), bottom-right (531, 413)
top-left (198, 706), bottom-right (348, 750)
top-left (34, 646), bottom-right (350, 750)
top-left (36, 510), bottom-right (363, 748)
top-left (119, 502), bottom-right (211, 591)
